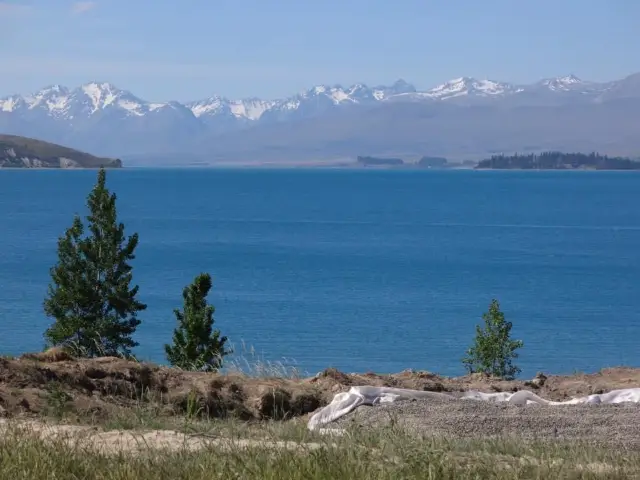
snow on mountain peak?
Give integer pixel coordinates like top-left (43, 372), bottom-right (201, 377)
top-left (80, 82), bottom-right (126, 112)
top-left (188, 95), bottom-right (274, 120)
top-left (0, 81), bottom-right (168, 118)
top-left (189, 95), bottom-right (227, 117)
top-left (73, 81), bottom-right (153, 116)
top-left (0, 72), bottom-right (623, 127)
top-left (370, 79), bottom-right (417, 100)
top-left (22, 84), bottom-right (73, 116)
top-left (0, 95), bottom-right (24, 112)
top-left (302, 84), bottom-right (356, 104)
top-left (540, 74), bottom-right (583, 91)
top-left (296, 81), bottom-right (417, 105)
top-left (426, 77), bottom-right (515, 99)
top-left (559, 74), bottom-right (581, 84)
top-left (229, 98), bottom-right (274, 120)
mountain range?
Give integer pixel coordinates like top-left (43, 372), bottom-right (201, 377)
top-left (1, 72), bottom-right (639, 165)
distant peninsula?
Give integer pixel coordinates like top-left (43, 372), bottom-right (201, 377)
top-left (357, 155), bottom-right (404, 166)
top-left (476, 151), bottom-right (640, 170)
top-left (0, 135), bottom-right (122, 169)
top-left (356, 155), bottom-right (458, 168)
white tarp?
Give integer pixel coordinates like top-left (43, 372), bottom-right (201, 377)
top-left (307, 386), bottom-right (640, 431)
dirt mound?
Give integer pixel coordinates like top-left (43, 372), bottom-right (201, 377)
top-left (0, 356), bottom-right (328, 421)
top-left (1, 355), bottom-right (639, 422)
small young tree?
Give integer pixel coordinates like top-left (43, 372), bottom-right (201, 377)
top-left (462, 299), bottom-right (523, 380)
top-left (165, 273), bottom-right (231, 371)
top-left (43, 168), bottom-right (146, 358)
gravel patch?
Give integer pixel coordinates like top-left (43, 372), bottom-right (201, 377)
top-left (333, 396), bottom-right (640, 447)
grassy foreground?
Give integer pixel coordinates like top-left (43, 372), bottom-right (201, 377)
top-left (3, 354), bottom-right (640, 478)
top-left (1, 414), bottom-right (638, 480)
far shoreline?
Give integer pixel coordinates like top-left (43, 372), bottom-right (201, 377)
top-left (4, 158), bottom-right (640, 172)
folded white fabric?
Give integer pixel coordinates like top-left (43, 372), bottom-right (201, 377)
top-left (307, 386), bottom-right (640, 431)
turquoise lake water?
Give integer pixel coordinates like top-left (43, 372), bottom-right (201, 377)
top-left (0, 168), bottom-right (639, 377)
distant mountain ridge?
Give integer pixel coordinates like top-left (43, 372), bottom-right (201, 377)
top-left (1, 72), bottom-right (639, 163)
top-left (0, 74), bottom-right (627, 122)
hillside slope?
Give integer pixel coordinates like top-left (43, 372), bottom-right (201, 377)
top-left (0, 135), bottom-right (122, 168)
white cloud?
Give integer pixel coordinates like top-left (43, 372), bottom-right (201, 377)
top-left (71, 1), bottom-right (97, 14)
top-left (0, 2), bottom-right (33, 15)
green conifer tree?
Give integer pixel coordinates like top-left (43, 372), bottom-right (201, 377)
top-left (43, 168), bottom-right (146, 357)
top-left (462, 299), bottom-right (523, 380)
top-left (165, 273), bottom-right (231, 371)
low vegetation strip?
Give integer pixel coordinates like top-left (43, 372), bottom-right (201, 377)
top-left (0, 417), bottom-right (638, 479)
top-left (475, 151), bottom-right (640, 170)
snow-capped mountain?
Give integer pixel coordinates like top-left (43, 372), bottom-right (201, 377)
top-left (185, 78), bottom-right (417, 125)
top-left (188, 96), bottom-right (275, 121)
top-left (0, 74), bottom-right (619, 124)
top-left (538, 74), bottom-right (584, 91)
top-left (0, 72), bottom-right (637, 159)
top-left (419, 77), bottom-right (523, 100)
top-left (1, 82), bottom-right (195, 123)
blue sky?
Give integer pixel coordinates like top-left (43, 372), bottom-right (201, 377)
top-left (0, 0), bottom-right (637, 101)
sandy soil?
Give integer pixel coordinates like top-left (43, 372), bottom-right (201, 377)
top-left (0, 418), bottom-right (328, 455)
